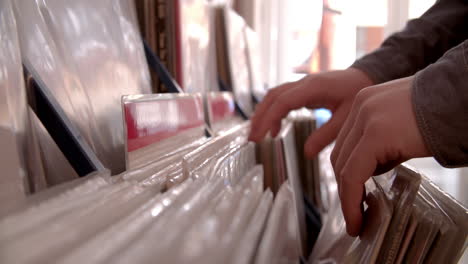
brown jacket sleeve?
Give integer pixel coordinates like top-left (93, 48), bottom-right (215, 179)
top-left (351, 0), bottom-right (468, 167)
top-left (412, 40), bottom-right (468, 167)
top-left (351, 0), bottom-right (468, 84)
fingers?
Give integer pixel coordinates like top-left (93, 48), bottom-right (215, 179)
top-left (250, 79), bottom-right (327, 141)
top-left (249, 83), bottom-right (295, 141)
top-left (339, 136), bottom-right (377, 236)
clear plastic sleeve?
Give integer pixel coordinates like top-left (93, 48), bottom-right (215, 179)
top-left (13, 0), bottom-right (152, 174)
top-left (416, 177), bottom-right (468, 263)
top-left (255, 181), bottom-right (302, 264)
top-left (231, 189), bottom-right (274, 264)
top-left (0, 0), bottom-right (30, 214)
top-left (373, 166), bottom-right (421, 263)
top-left (58, 179), bottom-right (193, 264)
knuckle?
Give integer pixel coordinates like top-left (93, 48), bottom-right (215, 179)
top-left (354, 87), bottom-right (374, 105)
top-left (354, 90), bottom-right (368, 104)
top-left (357, 100), bottom-right (376, 121)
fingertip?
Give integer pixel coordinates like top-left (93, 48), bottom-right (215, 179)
top-left (304, 145), bottom-right (317, 160)
top-left (343, 204), bottom-right (363, 237)
top-left (248, 133), bottom-right (259, 142)
top-left (346, 222), bottom-right (361, 237)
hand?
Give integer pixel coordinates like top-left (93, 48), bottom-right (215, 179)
top-left (330, 76), bottom-right (430, 237)
top-left (249, 68), bottom-right (374, 158)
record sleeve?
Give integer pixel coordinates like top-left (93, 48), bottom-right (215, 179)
top-left (58, 179), bottom-right (193, 264)
top-left (232, 188), bottom-right (273, 264)
top-left (278, 122), bottom-right (308, 256)
top-left (374, 166), bottom-right (421, 264)
top-left (0, 0), bottom-right (31, 213)
top-left (255, 181), bottom-right (302, 264)
top-left (343, 178), bottom-right (393, 264)
top-left (13, 0), bottom-right (152, 174)
top-left (416, 177), bottom-right (468, 264)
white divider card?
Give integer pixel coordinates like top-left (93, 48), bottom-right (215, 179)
top-left (122, 93), bottom-right (207, 169)
top-left (13, 0), bottom-right (152, 174)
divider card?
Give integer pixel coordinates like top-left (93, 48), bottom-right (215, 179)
top-left (122, 94), bottom-right (206, 169)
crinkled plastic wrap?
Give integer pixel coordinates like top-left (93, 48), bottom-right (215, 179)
top-left (394, 208), bottom-right (418, 264)
top-left (182, 123), bottom-right (249, 180)
top-left (210, 142), bottom-right (256, 185)
top-left (58, 180), bottom-right (191, 264)
top-left (0, 179), bottom-right (162, 263)
top-left (416, 176), bottom-right (468, 264)
top-left (232, 189), bottom-right (273, 264)
top-left (13, 0), bottom-right (152, 174)
top-left (0, 173), bottom-right (111, 247)
top-left (255, 181), bottom-right (302, 264)
top-left (174, 166), bottom-right (265, 264)
top-left (122, 94), bottom-right (207, 169)
top-left (402, 191), bottom-right (442, 263)
top-left (0, 0), bottom-right (30, 213)
top-left (342, 178), bottom-right (393, 264)
top-left (110, 176), bottom-right (223, 263)
top-left (180, 0), bottom-right (219, 93)
top-left (374, 166), bottom-right (421, 263)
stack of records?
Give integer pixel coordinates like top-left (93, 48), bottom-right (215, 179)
top-left (309, 146), bottom-right (468, 264)
top-left (288, 109), bottom-right (323, 211)
top-left (134, 0), bottom-right (181, 93)
top-left (0, 92), bottom-right (317, 263)
top-left (135, 0), bottom-right (228, 94)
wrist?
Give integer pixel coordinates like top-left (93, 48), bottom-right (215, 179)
top-left (346, 67), bottom-right (375, 91)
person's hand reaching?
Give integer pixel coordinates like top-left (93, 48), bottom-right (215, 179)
top-left (249, 68), bottom-right (373, 158)
top-left (330, 76), bottom-right (430, 237)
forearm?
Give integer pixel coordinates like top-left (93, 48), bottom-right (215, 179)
top-left (352, 0), bottom-right (468, 84)
top-left (412, 40), bottom-right (468, 167)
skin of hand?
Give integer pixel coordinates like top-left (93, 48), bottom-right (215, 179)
top-left (330, 76), bottom-right (430, 237)
top-left (248, 68), bottom-right (374, 159)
